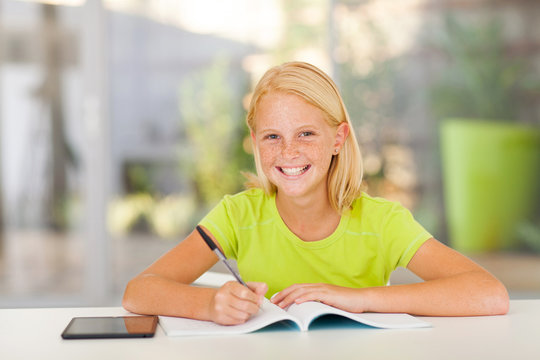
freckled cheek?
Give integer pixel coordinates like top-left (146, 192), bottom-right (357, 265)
top-left (258, 145), bottom-right (278, 171)
top-left (303, 143), bottom-right (330, 164)
top-left (257, 143), bottom-right (330, 169)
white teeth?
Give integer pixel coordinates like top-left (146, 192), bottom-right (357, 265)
top-left (280, 165), bottom-right (309, 176)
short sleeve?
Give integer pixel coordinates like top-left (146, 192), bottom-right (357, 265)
top-left (382, 203), bottom-right (432, 270)
top-left (198, 197), bottom-right (239, 259)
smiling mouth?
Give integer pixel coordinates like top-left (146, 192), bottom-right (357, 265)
top-left (278, 165), bottom-right (311, 176)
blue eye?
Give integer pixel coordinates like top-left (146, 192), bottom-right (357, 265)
top-left (300, 131), bottom-right (313, 137)
top-left (266, 134), bottom-right (279, 140)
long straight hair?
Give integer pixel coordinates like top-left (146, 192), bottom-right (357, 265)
top-left (245, 61), bottom-right (363, 213)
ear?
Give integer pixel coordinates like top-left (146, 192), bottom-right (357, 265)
top-left (334, 122), bottom-right (350, 148)
top-left (250, 130), bottom-right (256, 144)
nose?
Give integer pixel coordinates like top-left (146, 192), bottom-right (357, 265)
top-left (281, 140), bottom-right (299, 159)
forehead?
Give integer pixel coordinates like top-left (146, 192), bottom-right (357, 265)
top-left (255, 92), bottom-right (328, 130)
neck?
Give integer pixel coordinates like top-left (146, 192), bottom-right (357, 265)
top-left (275, 191), bottom-right (341, 242)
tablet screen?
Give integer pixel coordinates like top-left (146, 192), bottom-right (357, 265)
top-left (61, 316), bottom-right (158, 339)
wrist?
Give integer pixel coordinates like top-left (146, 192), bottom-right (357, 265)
top-left (202, 287), bottom-right (219, 322)
top-left (354, 286), bottom-right (376, 313)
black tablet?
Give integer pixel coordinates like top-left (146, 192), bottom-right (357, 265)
top-left (61, 316), bottom-right (158, 339)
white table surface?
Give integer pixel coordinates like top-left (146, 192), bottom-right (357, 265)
top-left (1, 299), bottom-right (538, 360)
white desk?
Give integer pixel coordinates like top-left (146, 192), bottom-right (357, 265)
top-left (1, 300), bottom-right (538, 360)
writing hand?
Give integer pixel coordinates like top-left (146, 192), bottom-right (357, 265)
top-left (270, 283), bottom-right (366, 313)
top-left (208, 281), bottom-right (268, 325)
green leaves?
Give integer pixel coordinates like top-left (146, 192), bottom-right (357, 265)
top-left (430, 16), bottom-right (534, 122)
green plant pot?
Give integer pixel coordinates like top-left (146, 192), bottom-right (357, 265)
top-left (440, 119), bottom-right (540, 253)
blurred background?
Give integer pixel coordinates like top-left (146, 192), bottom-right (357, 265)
top-left (1, 0), bottom-right (539, 308)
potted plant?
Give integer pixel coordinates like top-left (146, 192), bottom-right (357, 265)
top-left (431, 16), bottom-right (540, 253)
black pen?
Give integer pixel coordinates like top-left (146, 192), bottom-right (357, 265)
top-left (196, 225), bottom-right (248, 287)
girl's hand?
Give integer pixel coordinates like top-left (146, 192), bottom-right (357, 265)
top-left (208, 281), bottom-right (268, 325)
top-left (270, 283), bottom-right (366, 313)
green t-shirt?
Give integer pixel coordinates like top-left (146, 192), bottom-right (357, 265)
top-left (200, 188), bottom-right (432, 298)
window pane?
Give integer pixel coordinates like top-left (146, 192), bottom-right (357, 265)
top-left (0, 1), bottom-right (87, 306)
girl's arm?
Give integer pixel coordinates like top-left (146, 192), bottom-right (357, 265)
top-left (122, 228), bottom-right (267, 325)
top-left (271, 238), bottom-right (509, 316)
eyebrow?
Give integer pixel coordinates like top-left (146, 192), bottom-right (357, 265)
top-left (256, 129), bottom-right (280, 138)
top-left (257, 125), bottom-right (318, 134)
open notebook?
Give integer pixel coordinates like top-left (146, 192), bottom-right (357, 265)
top-left (159, 299), bottom-right (431, 336)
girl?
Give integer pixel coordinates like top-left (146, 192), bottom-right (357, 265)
top-left (123, 62), bottom-right (509, 325)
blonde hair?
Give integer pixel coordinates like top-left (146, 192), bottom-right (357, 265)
top-left (245, 61), bottom-right (363, 213)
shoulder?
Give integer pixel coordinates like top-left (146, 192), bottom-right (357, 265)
top-left (201, 188), bottom-right (273, 238)
top-left (221, 188), bottom-right (269, 207)
top-left (348, 192), bottom-right (415, 231)
top-left (350, 192), bottom-right (403, 215)
top-left (218, 188), bottom-right (274, 219)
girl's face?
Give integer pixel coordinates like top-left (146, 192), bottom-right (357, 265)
top-left (251, 92), bottom-right (349, 202)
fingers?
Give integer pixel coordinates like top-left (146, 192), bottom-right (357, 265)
top-left (248, 281), bottom-right (268, 299)
top-left (271, 283), bottom-right (324, 309)
top-left (271, 284), bottom-right (365, 313)
top-left (209, 281), bottom-right (267, 325)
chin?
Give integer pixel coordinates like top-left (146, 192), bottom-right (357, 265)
top-left (274, 183), bottom-right (314, 198)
